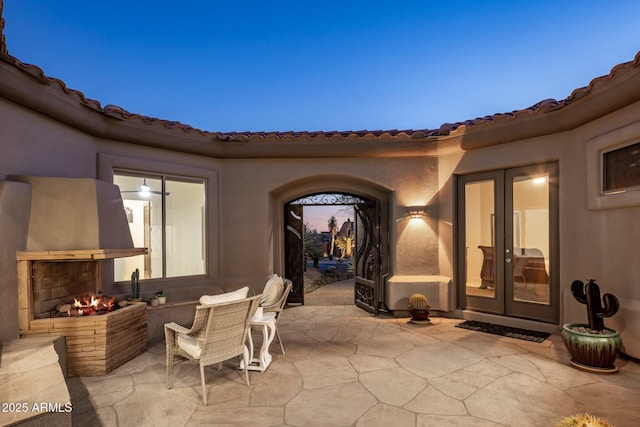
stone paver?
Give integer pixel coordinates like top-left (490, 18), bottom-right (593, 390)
top-left (66, 305), bottom-right (640, 427)
top-left (360, 367), bottom-right (427, 406)
top-left (286, 382), bottom-right (376, 427)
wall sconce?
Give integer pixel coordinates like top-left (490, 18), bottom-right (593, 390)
top-left (407, 206), bottom-right (427, 218)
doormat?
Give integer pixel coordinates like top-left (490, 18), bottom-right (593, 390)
top-left (455, 320), bottom-right (550, 343)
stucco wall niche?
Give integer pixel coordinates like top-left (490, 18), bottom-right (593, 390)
top-left (263, 169), bottom-right (452, 312)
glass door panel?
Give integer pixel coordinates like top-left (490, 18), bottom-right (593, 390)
top-left (505, 164), bottom-right (559, 323)
top-left (457, 171), bottom-right (504, 315)
top-left (510, 175), bottom-right (550, 305)
top-left (465, 180), bottom-right (496, 298)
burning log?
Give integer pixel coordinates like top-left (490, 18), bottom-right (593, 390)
top-left (57, 293), bottom-right (119, 317)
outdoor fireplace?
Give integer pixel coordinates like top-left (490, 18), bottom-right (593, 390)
top-left (10, 175), bottom-right (148, 377)
top-left (17, 251), bottom-right (148, 377)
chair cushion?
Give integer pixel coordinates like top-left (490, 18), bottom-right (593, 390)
top-left (260, 275), bottom-right (284, 307)
top-left (199, 286), bottom-right (249, 305)
top-left (177, 333), bottom-right (202, 359)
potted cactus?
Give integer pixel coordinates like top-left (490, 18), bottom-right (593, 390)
top-left (130, 268), bottom-right (141, 302)
top-left (561, 279), bottom-right (622, 373)
top-left (408, 293), bottom-right (431, 323)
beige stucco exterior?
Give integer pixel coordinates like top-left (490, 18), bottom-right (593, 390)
top-left (1, 9), bottom-right (639, 360)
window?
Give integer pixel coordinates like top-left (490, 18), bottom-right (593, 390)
top-left (113, 172), bottom-right (206, 281)
top-left (586, 119), bottom-right (640, 210)
top-left (603, 141), bottom-right (640, 193)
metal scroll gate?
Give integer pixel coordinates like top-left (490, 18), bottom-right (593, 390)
top-left (354, 200), bottom-right (381, 315)
top-left (284, 203), bottom-right (305, 304)
top-left (284, 193), bottom-right (380, 309)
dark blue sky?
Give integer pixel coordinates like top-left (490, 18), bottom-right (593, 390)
top-left (3, 1), bottom-right (640, 132)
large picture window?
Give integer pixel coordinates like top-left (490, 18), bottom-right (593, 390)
top-left (113, 172), bottom-right (206, 282)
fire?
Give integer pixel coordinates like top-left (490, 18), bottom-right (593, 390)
top-left (69, 293), bottom-right (116, 316)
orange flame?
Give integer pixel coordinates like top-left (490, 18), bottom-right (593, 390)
top-left (71, 293), bottom-right (116, 314)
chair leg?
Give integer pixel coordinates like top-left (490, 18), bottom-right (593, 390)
top-left (275, 328), bottom-right (285, 355)
top-left (166, 344), bottom-right (174, 389)
top-left (166, 357), bottom-right (173, 389)
top-left (200, 365), bottom-right (208, 406)
top-left (243, 345), bottom-right (250, 386)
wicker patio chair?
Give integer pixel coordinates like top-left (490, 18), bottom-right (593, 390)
top-left (164, 295), bottom-right (261, 405)
top-left (262, 279), bottom-right (292, 355)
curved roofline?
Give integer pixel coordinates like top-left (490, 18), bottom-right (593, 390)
top-left (1, 12), bottom-right (639, 156)
top-left (451, 51), bottom-right (640, 150)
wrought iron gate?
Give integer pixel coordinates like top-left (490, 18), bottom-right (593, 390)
top-left (284, 203), bottom-right (304, 304)
top-left (283, 193), bottom-right (384, 313)
top-left (354, 200), bottom-right (381, 314)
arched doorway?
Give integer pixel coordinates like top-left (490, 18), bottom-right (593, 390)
top-left (269, 175), bottom-right (392, 315)
top-left (284, 192), bottom-right (387, 314)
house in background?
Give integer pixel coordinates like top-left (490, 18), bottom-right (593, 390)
top-left (0, 5), bottom-right (639, 362)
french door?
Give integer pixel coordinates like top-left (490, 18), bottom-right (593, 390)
top-left (456, 163), bottom-right (559, 323)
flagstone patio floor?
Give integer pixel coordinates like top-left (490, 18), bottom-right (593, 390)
top-left (67, 305), bottom-right (640, 427)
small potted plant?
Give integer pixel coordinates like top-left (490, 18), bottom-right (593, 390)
top-left (157, 290), bottom-right (167, 305)
top-left (149, 294), bottom-right (159, 307)
top-left (561, 279), bottom-right (622, 373)
top-left (408, 293), bottom-right (431, 324)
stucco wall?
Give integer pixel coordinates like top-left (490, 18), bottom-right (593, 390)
top-left (439, 100), bottom-right (640, 358)
top-left (2, 61), bottom-right (639, 359)
top-left (0, 98), bottom-right (98, 180)
top-left (0, 97), bottom-right (444, 341)
top-left (218, 157), bottom-right (441, 290)
top-left (0, 98), bottom-right (100, 342)
top-left (0, 181), bottom-right (30, 342)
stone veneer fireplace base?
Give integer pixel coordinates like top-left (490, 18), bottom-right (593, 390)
top-left (21, 302), bottom-right (147, 376)
top-left (17, 248), bottom-right (147, 376)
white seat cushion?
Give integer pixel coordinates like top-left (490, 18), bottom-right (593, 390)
top-left (177, 333), bottom-right (202, 359)
top-left (199, 286), bottom-right (249, 305)
top-left (260, 275), bottom-right (284, 307)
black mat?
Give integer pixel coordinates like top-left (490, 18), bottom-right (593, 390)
top-left (455, 320), bottom-right (550, 343)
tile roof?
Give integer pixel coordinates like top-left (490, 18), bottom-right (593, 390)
top-left (2, 48), bottom-right (640, 142)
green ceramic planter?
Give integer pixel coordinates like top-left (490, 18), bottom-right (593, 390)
top-left (561, 323), bottom-right (622, 374)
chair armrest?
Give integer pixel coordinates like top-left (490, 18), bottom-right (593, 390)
top-left (164, 322), bottom-right (190, 335)
top-left (262, 303), bottom-right (278, 312)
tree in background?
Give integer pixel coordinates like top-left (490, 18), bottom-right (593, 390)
top-left (328, 215), bottom-right (338, 260)
top-left (303, 222), bottom-right (324, 268)
top-left (335, 220), bottom-right (354, 258)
